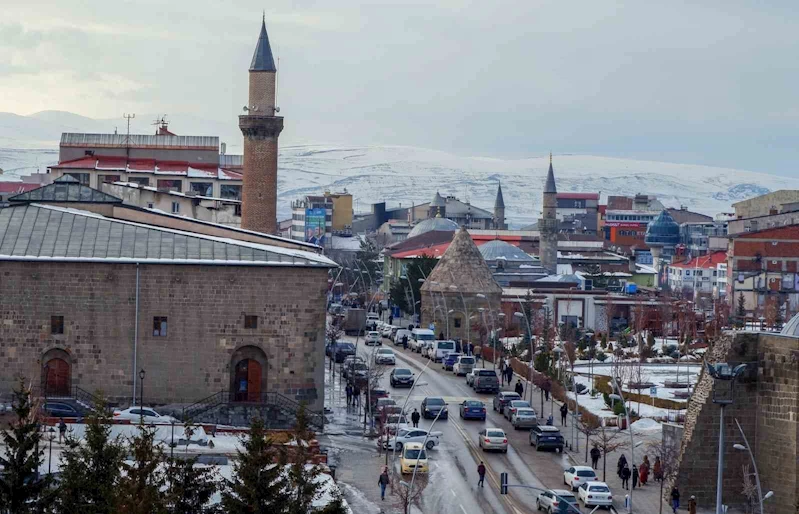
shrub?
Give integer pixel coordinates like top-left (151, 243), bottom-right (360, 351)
top-left (612, 401), bottom-right (626, 416)
top-left (595, 351), bottom-right (608, 362)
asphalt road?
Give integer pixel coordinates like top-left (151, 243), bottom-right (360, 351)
top-left (353, 336), bottom-right (584, 514)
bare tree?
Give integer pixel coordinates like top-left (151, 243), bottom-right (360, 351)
top-left (591, 424), bottom-right (628, 481)
top-left (391, 470), bottom-right (428, 514)
top-left (741, 464), bottom-right (757, 514)
top-left (646, 437), bottom-right (681, 514)
top-left (576, 415), bottom-right (600, 463)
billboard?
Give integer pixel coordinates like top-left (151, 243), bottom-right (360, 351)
top-left (305, 208), bottom-right (327, 246)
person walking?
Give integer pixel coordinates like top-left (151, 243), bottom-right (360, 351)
top-left (353, 384), bottom-right (361, 407)
top-left (499, 359), bottom-right (506, 385)
top-left (411, 408), bottom-right (420, 428)
top-left (590, 445), bottom-right (601, 470)
top-left (631, 464), bottom-right (638, 489)
top-left (58, 418), bottom-right (67, 443)
top-left (653, 455), bottom-right (663, 482)
top-left (688, 495), bottom-right (696, 514)
top-left (402, 334), bottom-right (408, 350)
top-left (514, 380), bottom-right (524, 397)
top-left (544, 388), bottom-right (549, 401)
top-left (621, 464), bottom-right (631, 490)
top-left (560, 403), bottom-right (568, 426)
top-left (505, 366), bottom-right (514, 386)
top-left (345, 383), bottom-right (353, 406)
top-left (640, 456), bottom-right (650, 485)
top-left (670, 487), bottom-right (680, 514)
top-left (477, 461), bottom-right (486, 487)
top-left (378, 467), bottom-right (390, 501)
top-left (388, 315), bottom-right (393, 326)
top-left (617, 454), bottom-right (628, 479)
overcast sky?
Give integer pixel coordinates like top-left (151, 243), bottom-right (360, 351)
top-left (1, 0), bottom-right (797, 176)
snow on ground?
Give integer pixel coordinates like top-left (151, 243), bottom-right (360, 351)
top-left (568, 374), bottom-right (686, 422)
top-left (573, 362), bottom-right (700, 401)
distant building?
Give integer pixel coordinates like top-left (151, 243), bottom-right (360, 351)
top-left (666, 251), bottom-right (728, 298)
top-left (644, 210), bottom-right (681, 288)
top-left (556, 192), bottom-right (599, 234)
top-left (679, 220), bottom-right (728, 256)
top-left (538, 157), bottom-right (558, 274)
top-left (384, 185), bottom-right (506, 231)
top-left (0, 182), bottom-right (38, 207)
top-left (731, 190), bottom-right (799, 219)
top-left (376, 219), bottom-right (413, 244)
top-left (288, 191), bottom-right (354, 248)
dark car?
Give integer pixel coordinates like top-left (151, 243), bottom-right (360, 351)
top-left (368, 388), bottom-right (390, 408)
top-left (328, 342), bottom-right (356, 363)
top-left (343, 361), bottom-right (368, 381)
top-left (529, 425), bottom-right (565, 452)
top-left (421, 397), bottom-right (448, 420)
top-left (41, 401), bottom-right (82, 419)
top-left (442, 352), bottom-right (462, 371)
top-left (504, 399), bottom-right (533, 420)
top-left (390, 368), bottom-right (414, 388)
top-left (459, 400), bottom-right (486, 421)
top-left (492, 391), bottom-right (521, 414)
top-left (473, 369), bottom-right (500, 393)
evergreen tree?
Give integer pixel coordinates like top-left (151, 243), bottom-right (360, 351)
top-left (315, 490), bottom-right (348, 514)
top-left (222, 418), bottom-right (289, 514)
top-left (388, 278), bottom-right (409, 314)
top-left (54, 399), bottom-right (124, 514)
top-left (285, 405), bottom-right (324, 514)
top-left (165, 455), bottom-right (219, 514)
top-left (0, 379), bottom-right (52, 514)
top-left (736, 292), bottom-right (746, 327)
top-left (116, 425), bottom-right (167, 514)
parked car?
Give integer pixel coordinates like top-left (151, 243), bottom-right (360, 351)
top-left (113, 407), bottom-right (175, 424)
top-left (459, 400), bottom-right (486, 420)
top-left (478, 428), bottom-right (508, 453)
top-left (421, 397), bottom-right (448, 420)
top-left (430, 340), bottom-right (456, 363)
top-left (327, 342), bottom-right (356, 363)
top-left (452, 355), bottom-right (476, 376)
top-left (368, 388), bottom-right (390, 408)
top-left (504, 400), bottom-right (533, 420)
top-left (382, 413), bottom-right (409, 435)
top-left (393, 329), bottom-right (412, 346)
top-left (564, 466), bottom-right (597, 491)
top-left (510, 407), bottom-right (538, 430)
top-left (41, 401), bottom-right (83, 419)
top-left (410, 329), bottom-right (435, 353)
top-left (466, 368), bottom-right (483, 387)
top-left (382, 325), bottom-right (398, 338)
top-left (442, 352), bottom-right (462, 371)
top-left (400, 442), bottom-right (429, 475)
top-left (387, 428), bottom-right (442, 451)
top-left (473, 369), bottom-right (500, 393)
top-left (530, 425), bottom-right (565, 452)
top-left (577, 481), bottom-right (613, 508)
top-left (366, 313), bottom-right (379, 330)
top-left (365, 331), bottom-right (382, 346)
top-left (342, 361), bottom-right (368, 381)
top-left (492, 391), bottom-right (521, 414)
top-left (374, 348), bottom-right (396, 365)
top-left (536, 489), bottom-right (581, 514)
top-left (390, 368), bottom-right (414, 388)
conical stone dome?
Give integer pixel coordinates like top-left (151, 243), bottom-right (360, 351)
top-left (421, 227), bottom-right (502, 295)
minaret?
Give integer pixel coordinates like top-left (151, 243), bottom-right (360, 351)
top-left (538, 153), bottom-right (558, 274)
top-left (493, 181), bottom-right (506, 230)
top-left (240, 15), bottom-right (283, 234)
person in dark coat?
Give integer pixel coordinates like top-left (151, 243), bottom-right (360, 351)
top-left (402, 334), bottom-right (409, 350)
top-left (670, 487), bottom-right (680, 513)
top-left (411, 408), bottom-right (420, 428)
top-left (378, 467), bottom-right (390, 500)
top-left (353, 384), bottom-right (361, 407)
top-left (345, 383), bottom-right (353, 406)
top-left (617, 454), bottom-right (628, 478)
top-left (439, 331), bottom-right (444, 340)
top-left (621, 464), bottom-right (631, 490)
top-left (590, 445), bottom-right (601, 469)
top-left (631, 464), bottom-right (639, 489)
top-left (477, 461), bottom-right (486, 487)
top-left (58, 418), bottom-right (67, 443)
top-left (499, 359), bottom-right (506, 384)
top-left (514, 380), bottom-right (524, 397)
top-left (388, 315), bottom-right (393, 326)
top-left (560, 403), bottom-right (568, 426)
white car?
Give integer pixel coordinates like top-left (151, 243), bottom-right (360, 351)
top-left (387, 427), bottom-right (442, 451)
top-left (478, 428), bottom-right (508, 453)
top-left (564, 465), bottom-right (597, 491)
top-left (365, 331), bottom-right (382, 346)
top-left (381, 325), bottom-right (396, 338)
top-left (536, 489), bottom-right (580, 514)
top-left (453, 355), bottom-right (476, 376)
top-left (113, 407), bottom-right (176, 424)
top-left (577, 481), bottom-right (613, 508)
top-left (374, 348), bottom-right (396, 365)
top-left (393, 329), bottom-right (412, 346)
top-left (466, 368), bottom-right (484, 387)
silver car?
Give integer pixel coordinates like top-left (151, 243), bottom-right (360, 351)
top-left (510, 407), bottom-right (538, 430)
top-left (478, 428), bottom-right (508, 453)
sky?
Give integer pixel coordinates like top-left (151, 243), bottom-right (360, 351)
top-left (1, 0), bottom-right (798, 176)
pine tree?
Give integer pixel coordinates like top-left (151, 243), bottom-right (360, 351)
top-left (0, 379), bottom-right (52, 514)
top-left (165, 455), bottom-right (219, 514)
top-left (736, 292), bottom-right (746, 327)
top-left (116, 425), bottom-right (167, 514)
top-left (285, 405), bottom-right (324, 514)
top-left (54, 399), bottom-right (125, 514)
top-left (315, 489), bottom-right (348, 514)
top-left (222, 418), bottom-right (289, 514)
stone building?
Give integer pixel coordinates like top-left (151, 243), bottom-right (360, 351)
top-left (667, 331), bottom-right (797, 514)
top-left (0, 178), bottom-right (334, 413)
top-left (420, 227), bottom-right (502, 341)
top-left (240, 16), bottom-right (284, 234)
top-left (538, 155), bottom-right (558, 274)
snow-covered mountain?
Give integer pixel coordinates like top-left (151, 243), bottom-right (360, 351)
top-left (2, 112), bottom-right (798, 228)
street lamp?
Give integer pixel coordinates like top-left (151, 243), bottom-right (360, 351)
top-left (139, 368), bottom-right (146, 424)
top-left (733, 418), bottom-right (773, 514)
top-left (47, 427), bottom-right (55, 474)
top-left (706, 362), bottom-right (748, 514)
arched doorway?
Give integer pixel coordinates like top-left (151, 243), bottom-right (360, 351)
top-left (43, 357), bottom-right (71, 397)
top-left (233, 359), bottom-right (262, 402)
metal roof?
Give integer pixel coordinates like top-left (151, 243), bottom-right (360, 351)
top-left (250, 18), bottom-right (277, 72)
top-left (645, 210), bottom-right (681, 247)
top-left (9, 175), bottom-right (123, 204)
top-left (0, 204), bottom-right (335, 267)
top-left (60, 133), bottom-right (219, 150)
top-left (407, 217), bottom-right (459, 239)
top-left (479, 239), bottom-right (533, 262)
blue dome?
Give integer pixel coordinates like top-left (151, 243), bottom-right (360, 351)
top-left (645, 210), bottom-right (680, 247)
top-left (479, 240), bottom-right (533, 262)
top-left (407, 217), bottom-right (459, 238)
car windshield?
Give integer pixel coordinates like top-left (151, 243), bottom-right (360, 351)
top-left (352, 363), bottom-right (368, 370)
top-left (394, 369), bottom-right (412, 375)
top-left (589, 485), bottom-right (610, 493)
top-left (426, 398), bottom-right (445, 406)
top-left (337, 343), bottom-right (355, 349)
top-left (517, 409), bottom-right (535, 416)
top-left (559, 494), bottom-right (578, 503)
top-left (486, 430), bottom-right (505, 438)
top-left (387, 415), bottom-right (407, 423)
top-left (377, 349), bottom-right (392, 354)
top-left (577, 470), bottom-right (597, 477)
top-left (503, 393), bottom-right (521, 400)
top-left (438, 341), bottom-right (455, 350)
top-left (460, 357), bottom-right (475, 364)
top-left (377, 399), bottom-right (396, 406)
top-left (464, 401), bottom-right (483, 407)
top-left (368, 332), bottom-right (379, 336)
top-left (478, 370), bottom-right (496, 376)
top-left (404, 449), bottom-right (427, 460)
top-left (416, 333), bottom-right (435, 341)
top-left (511, 401), bottom-right (531, 407)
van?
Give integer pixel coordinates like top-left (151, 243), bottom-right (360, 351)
top-left (410, 329), bottom-right (435, 353)
top-left (430, 340), bottom-right (456, 363)
top-left (400, 442), bottom-right (428, 474)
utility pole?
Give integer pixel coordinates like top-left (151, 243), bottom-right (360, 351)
top-left (123, 113), bottom-right (135, 159)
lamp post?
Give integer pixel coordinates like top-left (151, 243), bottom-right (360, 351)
top-left (611, 374), bottom-right (636, 512)
top-left (47, 427), bottom-right (55, 474)
top-left (733, 418), bottom-right (773, 514)
top-left (400, 275), bottom-right (416, 322)
top-left (138, 368), bottom-right (146, 424)
top-left (706, 362), bottom-right (748, 514)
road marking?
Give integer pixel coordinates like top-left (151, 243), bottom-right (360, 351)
top-left (451, 489), bottom-right (457, 497)
top-left (459, 505), bottom-right (468, 514)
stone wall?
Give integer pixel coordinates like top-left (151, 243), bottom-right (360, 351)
top-left (420, 291), bottom-right (501, 342)
top-left (668, 332), bottom-right (797, 514)
top-left (0, 261), bottom-right (327, 412)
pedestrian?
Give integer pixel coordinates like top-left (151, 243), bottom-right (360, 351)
top-left (544, 388), bottom-right (549, 401)
top-left (378, 467), bottom-right (390, 501)
top-left (353, 384), bottom-right (361, 407)
top-left (560, 403), bottom-right (568, 426)
top-left (477, 461), bottom-right (486, 487)
top-left (640, 456), bottom-right (650, 485)
top-left (439, 331), bottom-right (444, 340)
top-left (688, 495), bottom-right (696, 514)
top-left (514, 380), bottom-right (524, 397)
top-left (631, 464), bottom-right (638, 489)
top-left (402, 334), bottom-right (408, 350)
top-left (506, 367), bottom-right (514, 386)
top-left (670, 487), bottom-right (680, 514)
top-left (653, 455), bottom-right (663, 482)
top-left (388, 315), bottom-right (393, 326)
top-left (617, 454), bottom-right (627, 478)
top-left (411, 408), bottom-right (420, 428)
top-left (590, 445), bottom-right (601, 470)
top-left (621, 464), bottom-right (631, 490)
top-left (345, 383), bottom-right (353, 406)
top-left (58, 418), bottom-right (67, 443)
top-left (499, 359), bottom-right (506, 384)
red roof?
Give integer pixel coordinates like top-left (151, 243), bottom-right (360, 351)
top-left (51, 157), bottom-right (242, 181)
top-left (669, 251), bottom-right (727, 269)
top-left (557, 192), bottom-right (599, 200)
top-left (0, 182), bottom-right (39, 194)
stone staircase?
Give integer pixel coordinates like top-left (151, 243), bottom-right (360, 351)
top-left (180, 391), bottom-right (325, 431)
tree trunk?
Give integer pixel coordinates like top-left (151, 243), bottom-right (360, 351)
top-left (659, 476), bottom-right (664, 514)
top-left (602, 452), bottom-right (607, 482)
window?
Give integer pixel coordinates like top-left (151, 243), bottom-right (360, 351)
top-left (190, 182), bottom-right (213, 196)
top-left (128, 177), bottom-right (150, 187)
top-left (454, 318), bottom-right (461, 328)
top-left (171, 202), bottom-right (180, 214)
top-left (244, 315), bottom-right (258, 329)
top-left (66, 173), bottom-right (90, 185)
top-left (51, 316), bottom-right (64, 335)
top-left (157, 179), bottom-right (182, 192)
top-left (153, 317), bottom-right (168, 337)
top-left (234, 204), bottom-right (242, 216)
top-left (147, 203), bottom-right (154, 209)
top-left (221, 185), bottom-right (242, 200)
top-left (100, 174), bottom-right (121, 183)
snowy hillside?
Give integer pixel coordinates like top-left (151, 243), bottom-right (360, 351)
top-left (2, 112), bottom-right (798, 227)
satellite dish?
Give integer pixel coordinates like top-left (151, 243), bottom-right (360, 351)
top-left (242, 106), bottom-right (249, 112)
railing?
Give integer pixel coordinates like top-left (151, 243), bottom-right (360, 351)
top-left (181, 390), bottom-right (325, 430)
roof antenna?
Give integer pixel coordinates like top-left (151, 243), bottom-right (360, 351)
top-left (123, 113), bottom-right (135, 159)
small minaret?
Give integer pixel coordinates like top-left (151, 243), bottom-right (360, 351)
top-left (538, 153), bottom-right (558, 274)
top-left (240, 15), bottom-right (284, 234)
top-left (493, 181), bottom-right (506, 230)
